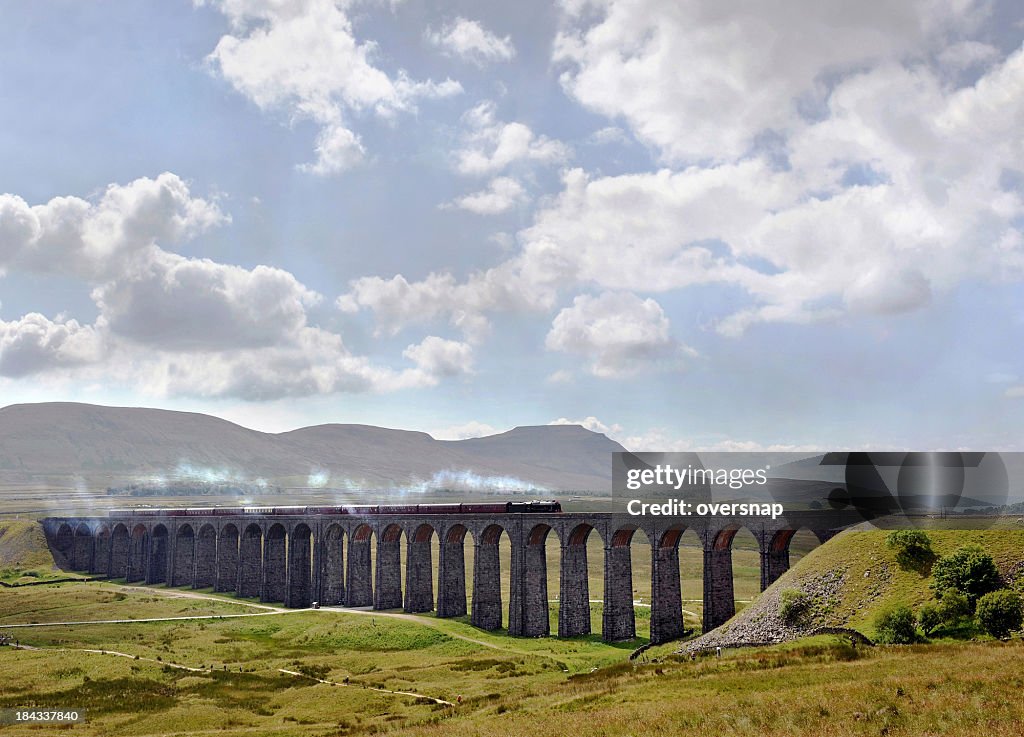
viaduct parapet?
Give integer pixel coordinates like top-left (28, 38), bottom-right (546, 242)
top-left (43, 510), bottom-right (839, 643)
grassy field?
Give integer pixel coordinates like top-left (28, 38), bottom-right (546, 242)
top-left (2, 522), bottom-right (1023, 735)
top-left (2, 587), bottom-right (1022, 736)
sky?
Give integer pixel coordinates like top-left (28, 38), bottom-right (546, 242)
top-left (0, 0), bottom-right (1023, 451)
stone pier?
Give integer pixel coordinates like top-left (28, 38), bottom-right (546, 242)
top-left (374, 526), bottom-right (402, 610)
top-left (45, 508), bottom-right (846, 644)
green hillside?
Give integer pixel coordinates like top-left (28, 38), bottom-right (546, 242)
top-left (0, 518), bottom-right (77, 584)
top-left (689, 528), bottom-right (1024, 649)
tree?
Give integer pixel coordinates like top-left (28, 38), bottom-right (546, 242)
top-left (886, 529), bottom-right (934, 569)
top-left (938, 589), bottom-right (971, 622)
top-left (917, 604), bottom-right (942, 635)
top-left (976, 590), bottom-right (1023, 639)
top-left (930, 545), bottom-right (1002, 607)
top-left (874, 605), bottom-right (918, 644)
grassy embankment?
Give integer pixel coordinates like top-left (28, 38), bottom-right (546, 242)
top-left (2, 522), bottom-right (1023, 735)
top-left (756, 528), bottom-right (1024, 635)
top-left (0, 519), bottom-right (92, 584)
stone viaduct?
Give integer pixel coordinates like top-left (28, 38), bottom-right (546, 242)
top-left (43, 510), bottom-right (839, 644)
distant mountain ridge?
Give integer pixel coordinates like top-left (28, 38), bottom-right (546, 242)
top-left (0, 402), bottom-right (625, 491)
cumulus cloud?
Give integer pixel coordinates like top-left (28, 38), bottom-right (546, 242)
top-left (455, 102), bottom-right (569, 176)
top-left (0, 314), bottom-right (106, 378)
top-left (549, 416), bottom-right (622, 435)
top-left (92, 248), bottom-right (321, 350)
top-left (447, 176), bottom-right (527, 214)
top-left (426, 17), bottom-right (515, 65)
top-left (338, 262), bottom-right (556, 341)
top-left (200, 0), bottom-right (461, 174)
top-left (298, 122), bottom-right (367, 175)
top-left (0, 172), bottom-right (226, 279)
top-left (553, 0), bottom-right (985, 163)
top-left (617, 428), bottom-right (826, 453)
top-left (431, 420), bottom-right (501, 440)
top-left (142, 326), bottom-right (437, 400)
top-left (0, 173), bottom-right (473, 399)
top-left (843, 266), bottom-right (932, 315)
top-left (402, 335), bottom-right (474, 379)
top-left (545, 369), bottom-right (573, 385)
top-left (545, 416), bottom-right (824, 452)
top-left (344, 41), bottom-right (1024, 337)
top-left (545, 291), bottom-right (690, 377)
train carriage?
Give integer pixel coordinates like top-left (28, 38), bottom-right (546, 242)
top-left (110, 500), bottom-right (562, 517)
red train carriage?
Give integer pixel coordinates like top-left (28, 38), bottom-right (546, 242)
top-left (110, 500), bottom-right (562, 518)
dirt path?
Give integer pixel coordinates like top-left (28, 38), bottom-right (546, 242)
top-left (108, 584), bottom-right (285, 611)
top-left (0, 609), bottom-right (304, 628)
top-left (10, 643), bottom-right (453, 705)
top-left (278, 668), bottom-right (453, 706)
top-left (3, 583), bottom-right (555, 660)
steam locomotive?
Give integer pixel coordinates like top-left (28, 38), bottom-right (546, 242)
top-left (108, 500), bottom-right (562, 517)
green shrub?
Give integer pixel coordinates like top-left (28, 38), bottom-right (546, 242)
top-left (930, 545), bottom-right (1002, 607)
top-left (296, 663), bottom-right (330, 681)
top-left (938, 589), bottom-right (971, 621)
top-left (874, 605), bottom-right (918, 644)
top-left (886, 529), bottom-right (934, 569)
top-left (917, 604), bottom-right (942, 635)
top-left (779, 589), bottom-right (812, 625)
top-left (976, 589), bottom-right (1023, 639)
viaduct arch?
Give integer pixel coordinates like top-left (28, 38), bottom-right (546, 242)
top-left (43, 510), bottom-right (838, 643)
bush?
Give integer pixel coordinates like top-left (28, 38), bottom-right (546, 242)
top-left (938, 589), bottom-right (971, 622)
top-left (874, 605), bottom-right (918, 644)
top-left (917, 604), bottom-right (942, 635)
top-left (976, 589), bottom-right (1023, 639)
top-left (779, 589), bottom-right (812, 625)
top-left (930, 545), bottom-right (1002, 607)
top-left (886, 529), bottom-right (934, 569)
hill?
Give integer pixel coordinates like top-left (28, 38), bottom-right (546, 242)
top-left (0, 402), bottom-right (625, 492)
top-left (683, 527), bottom-right (1024, 650)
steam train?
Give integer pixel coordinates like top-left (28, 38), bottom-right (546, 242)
top-left (108, 500), bottom-right (562, 518)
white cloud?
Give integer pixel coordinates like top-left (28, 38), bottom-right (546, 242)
top-left (431, 420), bottom-right (501, 440)
top-left (298, 122), bottom-right (367, 175)
top-left (617, 429), bottom-right (825, 453)
top-left (142, 325), bottom-right (437, 400)
top-left (554, 0), bottom-right (986, 163)
top-left (402, 335), bottom-right (474, 379)
top-left (544, 416), bottom-right (824, 452)
top-left (0, 313), bottom-right (106, 378)
top-left (347, 42), bottom-right (1024, 337)
top-left (447, 176), bottom-right (527, 214)
top-left (589, 126), bottom-right (629, 145)
top-left (92, 247), bottom-right (322, 350)
top-left (426, 17), bottom-right (515, 65)
top-left (938, 40), bottom-right (1000, 71)
top-left (338, 262), bottom-right (555, 341)
top-left (549, 416), bottom-right (622, 435)
top-left (0, 174), bottom-right (473, 399)
top-left (843, 265), bottom-right (932, 315)
top-left (455, 102), bottom-right (569, 176)
top-left (545, 369), bottom-right (573, 385)
top-left (200, 0), bottom-right (461, 174)
top-left (545, 291), bottom-right (689, 377)
top-left (0, 172), bottom-right (226, 280)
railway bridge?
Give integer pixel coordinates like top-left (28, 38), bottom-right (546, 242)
top-left (43, 507), bottom-right (840, 643)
